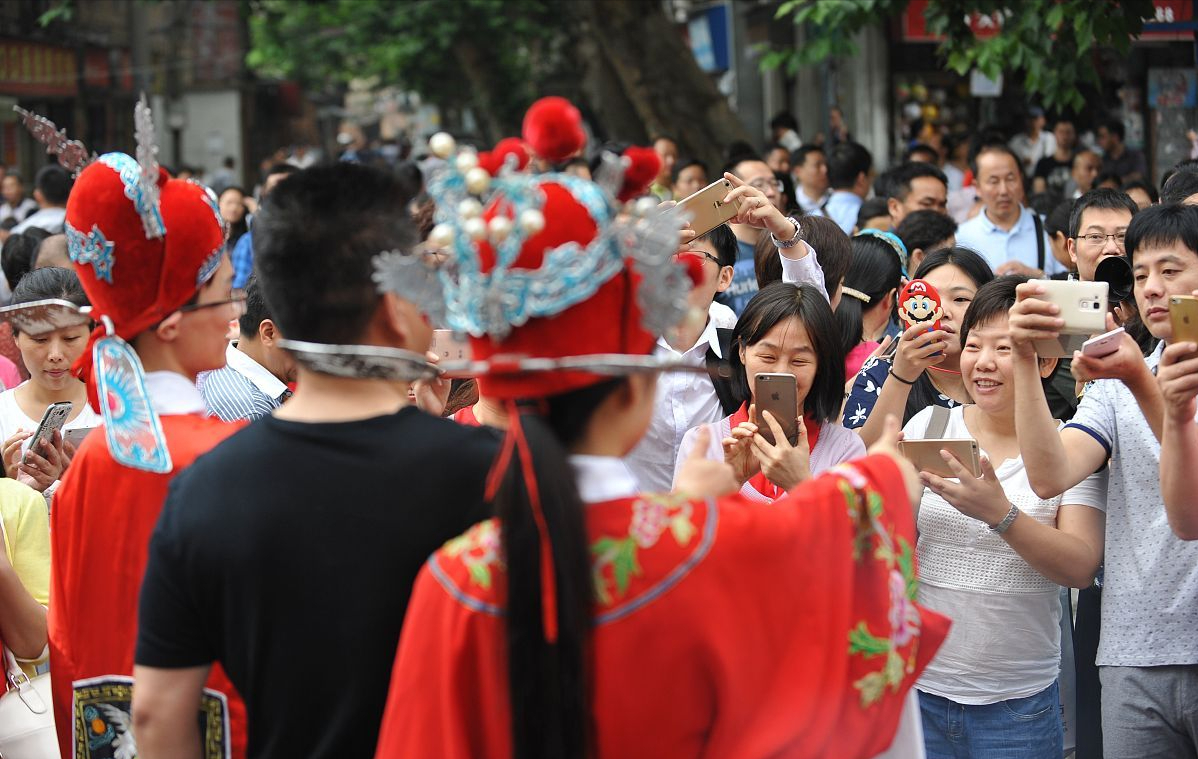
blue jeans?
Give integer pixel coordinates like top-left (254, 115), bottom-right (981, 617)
top-left (919, 681), bottom-right (1064, 759)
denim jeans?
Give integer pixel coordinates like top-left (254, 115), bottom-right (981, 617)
top-left (919, 681), bottom-right (1064, 759)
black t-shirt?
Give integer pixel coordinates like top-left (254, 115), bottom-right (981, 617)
top-left (1033, 154), bottom-right (1074, 198)
top-left (136, 407), bottom-right (496, 759)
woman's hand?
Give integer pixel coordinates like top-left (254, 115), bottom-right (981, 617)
top-left (412, 351), bottom-right (451, 416)
top-left (17, 429), bottom-right (66, 492)
top-left (919, 450), bottom-right (1011, 526)
top-left (751, 410), bottom-right (810, 491)
top-left (722, 172), bottom-right (795, 241)
top-left (722, 407), bottom-right (761, 485)
top-left (675, 426), bottom-right (739, 498)
top-left (891, 321), bottom-right (950, 381)
top-left (2, 430), bottom-right (30, 480)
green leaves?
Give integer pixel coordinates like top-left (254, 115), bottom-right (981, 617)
top-left (848, 621), bottom-right (892, 657)
top-left (767, 0), bottom-right (1159, 114)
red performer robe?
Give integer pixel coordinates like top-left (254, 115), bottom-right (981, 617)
top-left (374, 453), bottom-right (951, 759)
top-left (50, 401), bottom-right (246, 759)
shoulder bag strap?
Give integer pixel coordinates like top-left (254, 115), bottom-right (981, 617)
top-left (706, 328), bottom-right (740, 417)
top-left (1032, 210), bottom-right (1046, 273)
top-left (926, 404), bottom-right (952, 439)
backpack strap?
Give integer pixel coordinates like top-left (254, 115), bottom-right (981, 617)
top-left (1032, 210), bottom-right (1046, 273)
top-left (926, 404), bottom-right (952, 439)
top-left (706, 328), bottom-right (740, 417)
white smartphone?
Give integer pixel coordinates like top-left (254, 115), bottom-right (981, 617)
top-left (1032, 279), bottom-right (1109, 358)
top-left (23, 401), bottom-right (72, 464)
top-left (63, 426), bottom-right (96, 449)
top-left (1080, 327), bottom-right (1125, 359)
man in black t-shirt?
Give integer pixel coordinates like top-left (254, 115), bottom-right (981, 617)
top-left (131, 164), bottom-right (496, 759)
top-left (1033, 117), bottom-right (1078, 199)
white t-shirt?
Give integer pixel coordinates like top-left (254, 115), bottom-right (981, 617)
top-left (903, 405), bottom-right (1105, 704)
top-left (0, 385), bottom-right (102, 453)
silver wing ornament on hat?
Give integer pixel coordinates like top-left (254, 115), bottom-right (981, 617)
top-left (0, 299), bottom-right (92, 336)
top-left (12, 107), bottom-right (96, 176)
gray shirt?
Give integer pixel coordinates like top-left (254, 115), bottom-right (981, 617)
top-left (1065, 343), bottom-right (1198, 667)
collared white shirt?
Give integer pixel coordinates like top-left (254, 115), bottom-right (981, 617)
top-left (571, 455), bottom-right (639, 503)
top-left (12, 207), bottom-right (65, 235)
top-left (795, 188), bottom-right (829, 216)
top-left (955, 205), bottom-right (1064, 276)
top-left (144, 371), bottom-right (208, 416)
top-left (823, 190), bottom-right (862, 234)
top-left (624, 302), bottom-right (737, 493)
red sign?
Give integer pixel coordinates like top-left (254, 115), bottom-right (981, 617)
top-left (902, 0), bottom-right (1192, 42)
top-left (0, 40), bottom-right (78, 97)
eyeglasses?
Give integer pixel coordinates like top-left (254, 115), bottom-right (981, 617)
top-left (676, 249), bottom-right (722, 266)
top-left (748, 179), bottom-right (783, 193)
top-left (1075, 232), bottom-right (1126, 246)
top-left (177, 293), bottom-right (248, 318)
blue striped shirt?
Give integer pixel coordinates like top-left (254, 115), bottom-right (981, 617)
top-left (197, 344), bottom-right (287, 422)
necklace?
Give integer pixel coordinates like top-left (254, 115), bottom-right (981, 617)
top-left (927, 365), bottom-right (962, 375)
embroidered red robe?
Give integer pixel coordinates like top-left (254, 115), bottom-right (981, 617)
top-left (373, 453), bottom-right (950, 759)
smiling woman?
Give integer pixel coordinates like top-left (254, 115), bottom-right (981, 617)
top-left (0, 267), bottom-right (102, 493)
top-left (673, 281), bottom-right (863, 502)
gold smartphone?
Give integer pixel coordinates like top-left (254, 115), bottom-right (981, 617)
top-left (755, 373), bottom-right (798, 446)
top-left (899, 438), bottom-right (982, 479)
top-left (676, 178), bottom-right (740, 241)
top-left (1169, 295), bottom-right (1198, 344)
top-left (1031, 279), bottom-right (1109, 358)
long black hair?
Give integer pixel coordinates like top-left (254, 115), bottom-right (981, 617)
top-left (728, 282), bottom-right (845, 423)
top-left (494, 379), bottom-right (630, 759)
top-left (898, 247), bottom-right (994, 424)
top-left (834, 234), bottom-right (904, 355)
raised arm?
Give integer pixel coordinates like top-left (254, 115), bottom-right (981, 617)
top-left (1009, 283), bottom-right (1109, 497)
top-left (778, 240), bottom-right (829, 300)
top-left (1158, 341), bottom-right (1198, 539)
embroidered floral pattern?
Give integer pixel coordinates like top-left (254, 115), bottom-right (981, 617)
top-left (832, 463), bottom-right (924, 708)
top-left (591, 493), bottom-right (696, 606)
top-left (443, 520), bottom-right (504, 590)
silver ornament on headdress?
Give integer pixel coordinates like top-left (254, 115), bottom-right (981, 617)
top-left (276, 339), bottom-right (439, 382)
top-left (133, 94), bottom-right (166, 239)
top-left (0, 299), bottom-right (92, 336)
top-left (372, 249), bottom-right (448, 328)
top-left (12, 106), bottom-right (96, 176)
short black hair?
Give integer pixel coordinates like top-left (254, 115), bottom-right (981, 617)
top-left (1100, 118), bottom-right (1125, 142)
top-left (882, 162), bottom-right (948, 202)
top-left (896, 210), bottom-right (957, 254)
top-left (791, 145), bottom-right (824, 168)
top-left (959, 274), bottom-right (1028, 348)
top-left (238, 276), bottom-right (271, 337)
top-left (693, 222), bottom-right (736, 269)
top-left (1068, 188), bottom-right (1138, 238)
top-left (1095, 171), bottom-right (1123, 189)
top-left (1045, 199), bottom-right (1074, 238)
top-left (970, 142), bottom-right (1023, 180)
top-left (903, 143), bottom-right (939, 163)
top-left (769, 112), bottom-right (799, 132)
top-left (827, 141), bottom-right (872, 190)
top-left (728, 282), bottom-right (845, 424)
top-left (1122, 179), bottom-right (1159, 204)
top-left (1, 229), bottom-right (47, 290)
top-left (671, 158), bottom-right (708, 184)
top-left (723, 153), bottom-right (765, 179)
top-left (266, 163), bottom-right (300, 180)
top-left (1125, 203), bottom-right (1198, 263)
top-left (1161, 169), bottom-right (1198, 205)
top-left (855, 197), bottom-right (889, 229)
top-left (798, 215), bottom-right (852, 296)
top-left (254, 163), bottom-right (416, 344)
top-left (912, 246), bottom-right (995, 288)
top-left (34, 165), bottom-right (72, 205)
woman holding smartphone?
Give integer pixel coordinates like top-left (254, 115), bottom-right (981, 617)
top-left (674, 281), bottom-right (863, 501)
top-left (0, 267), bottom-right (100, 492)
top-left (902, 276), bottom-right (1105, 758)
top-left (846, 247), bottom-right (995, 445)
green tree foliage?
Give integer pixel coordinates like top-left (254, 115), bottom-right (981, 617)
top-left (246, 0), bottom-right (564, 138)
top-left (766, 0), bottom-right (1156, 113)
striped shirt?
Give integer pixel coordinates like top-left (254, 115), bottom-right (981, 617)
top-left (197, 343), bottom-right (288, 422)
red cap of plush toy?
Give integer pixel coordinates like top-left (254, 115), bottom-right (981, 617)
top-left (618, 146), bottom-right (661, 202)
top-left (522, 96), bottom-right (585, 163)
top-left (478, 137), bottom-right (531, 175)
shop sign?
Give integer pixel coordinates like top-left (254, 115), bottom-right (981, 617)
top-left (0, 40), bottom-right (78, 97)
top-left (903, 0), bottom-right (1192, 42)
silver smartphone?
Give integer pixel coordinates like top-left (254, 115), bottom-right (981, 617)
top-left (23, 401), bottom-right (72, 464)
top-left (1031, 279), bottom-right (1108, 358)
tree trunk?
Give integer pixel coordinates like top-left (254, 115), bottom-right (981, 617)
top-left (572, 0), bottom-right (753, 171)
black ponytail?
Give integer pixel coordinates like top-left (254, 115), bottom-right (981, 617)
top-left (495, 378), bottom-right (626, 759)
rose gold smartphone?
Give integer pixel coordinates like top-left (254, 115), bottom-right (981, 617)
top-left (899, 438), bottom-right (981, 479)
top-left (676, 178), bottom-right (740, 241)
top-left (755, 373), bottom-right (798, 446)
top-left (1169, 295), bottom-right (1198, 344)
top-left (430, 329), bottom-right (470, 362)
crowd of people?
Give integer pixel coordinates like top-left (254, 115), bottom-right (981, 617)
top-left (0, 91), bottom-right (1192, 759)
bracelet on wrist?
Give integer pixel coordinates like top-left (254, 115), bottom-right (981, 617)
top-left (988, 503), bottom-right (1020, 534)
top-left (890, 370), bottom-right (917, 386)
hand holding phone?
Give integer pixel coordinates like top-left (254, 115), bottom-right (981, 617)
top-left (897, 279), bottom-right (943, 333)
top-left (899, 438), bottom-right (981, 479)
top-left (23, 401), bottom-right (72, 466)
top-left (1169, 295), bottom-right (1198, 344)
top-left (1080, 327), bottom-right (1125, 359)
top-left (1031, 279), bottom-right (1109, 358)
top-left (676, 179), bottom-right (740, 241)
top-left (754, 373), bottom-right (798, 446)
